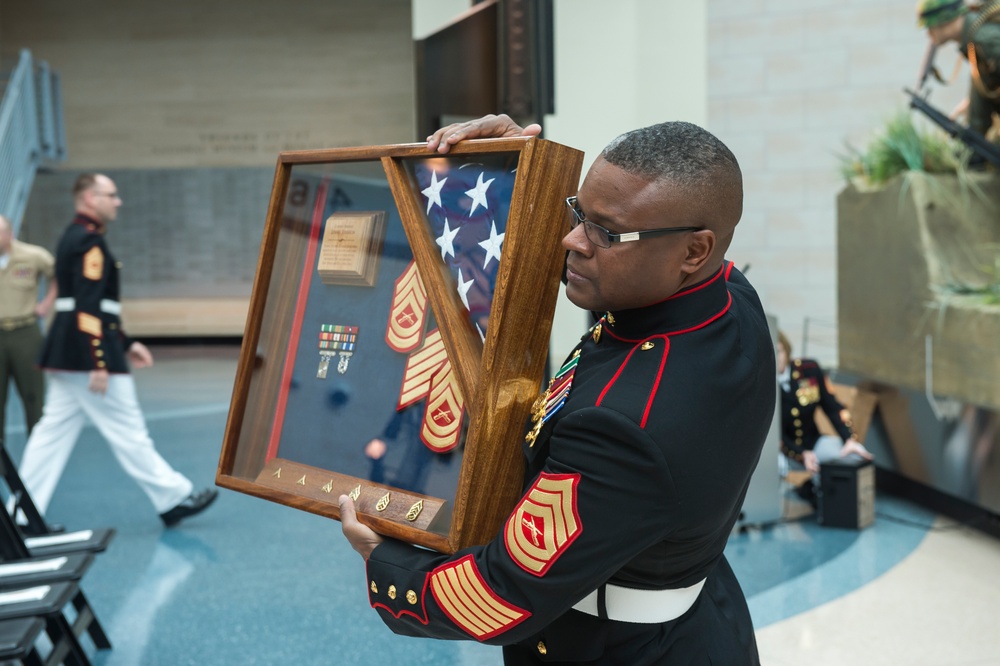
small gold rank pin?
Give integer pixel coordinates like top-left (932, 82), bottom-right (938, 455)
top-left (592, 323), bottom-right (602, 343)
top-left (406, 500), bottom-right (424, 522)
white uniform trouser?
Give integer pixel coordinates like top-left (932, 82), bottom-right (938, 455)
top-left (17, 371), bottom-right (193, 515)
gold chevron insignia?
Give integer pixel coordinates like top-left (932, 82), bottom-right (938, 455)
top-left (505, 473), bottom-right (582, 576)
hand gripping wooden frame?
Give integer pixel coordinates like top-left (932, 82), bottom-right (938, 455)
top-left (216, 137), bottom-right (583, 553)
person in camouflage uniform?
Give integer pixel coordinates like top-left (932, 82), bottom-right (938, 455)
top-left (918, 0), bottom-right (1000, 136)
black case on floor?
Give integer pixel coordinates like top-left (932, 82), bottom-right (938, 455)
top-left (818, 459), bottom-right (875, 529)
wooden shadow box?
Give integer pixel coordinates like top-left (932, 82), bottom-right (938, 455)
top-left (216, 138), bottom-right (583, 553)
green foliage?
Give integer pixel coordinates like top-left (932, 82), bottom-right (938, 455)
top-left (839, 112), bottom-right (967, 186)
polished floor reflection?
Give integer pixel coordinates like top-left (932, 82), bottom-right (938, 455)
top-left (3, 346), bottom-right (998, 665)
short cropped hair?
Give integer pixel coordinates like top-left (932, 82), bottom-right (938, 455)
top-left (601, 122), bottom-right (743, 225)
top-left (72, 173), bottom-right (100, 198)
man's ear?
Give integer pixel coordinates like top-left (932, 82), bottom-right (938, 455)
top-left (681, 230), bottom-right (716, 275)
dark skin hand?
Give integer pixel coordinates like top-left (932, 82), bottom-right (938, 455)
top-left (426, 113), bottom-right (542, 154)
top-left (339, 495), bottom-right (383, 560)
top-left (340, 114), bottom-right (543, 562)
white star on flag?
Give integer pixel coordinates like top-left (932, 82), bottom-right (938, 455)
top-left (478, 220), bottom-right (505, 269)
top-left (465, 172), bottom-right (495, 215)
top-left (435, 218), bottom-right (460, 260)
top-left (456, 267), bottom-right (475, 311)
top-left (421, 170), bottom-right (447, 214)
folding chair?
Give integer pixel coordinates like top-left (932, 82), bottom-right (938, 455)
top-left (0, 509), bottom-right (110, 653)
top-left (0, 439), bottom-right (115, 557)
top-left (0, 616), bottom-right (45, 665)
top-left (0, 445), bottom-right (48, 538)
top-left (0, 582), bottom-right (91, 666)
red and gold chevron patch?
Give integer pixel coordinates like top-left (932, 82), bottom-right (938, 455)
top-left (395, 328), bottom-right (465, 452)
top-left (429, 555), bottom-right (530, 640)
top-left (421, 362), bottom-right (464, 452)
top-left (82, 246), bottom-right (104, 281)
top-left (385, 260), bottom-right (428, 352)
top-left (398, 330), bottom-right (449, 408)
top-left (504, 473), bottom-right (582, 576)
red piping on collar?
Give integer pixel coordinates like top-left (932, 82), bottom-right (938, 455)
top-left (724, 260), bottom-right (735, 280)
top-left (603, 291), bottom-right (733, 345)
top-left (665, 263), bottom-right (725, 301)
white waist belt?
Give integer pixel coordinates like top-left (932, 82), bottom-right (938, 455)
top-left (54, 298), bottom-right (121, 315)
top-left (572, 579), bottom-right (706, 624)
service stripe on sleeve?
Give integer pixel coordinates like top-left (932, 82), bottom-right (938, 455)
top-left (429, 555), bottom-right (530, 640)
top-left (77, 312), bottom-right (102, 338)
top-left (504, 473), bottom-right (582, 576)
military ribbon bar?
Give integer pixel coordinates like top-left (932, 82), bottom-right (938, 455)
top-left (525, 349), bottom-right (580, 447)
top-left (316, 324), bottom-right (359, 378)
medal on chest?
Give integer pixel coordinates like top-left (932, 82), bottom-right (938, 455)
top-left (795, 378), bottom-right (820, 406)
top-left (525, 349), bottom-right (580, 447)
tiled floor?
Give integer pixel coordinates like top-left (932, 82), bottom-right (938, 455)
top-left (3, 345), bottom-right (999, 665)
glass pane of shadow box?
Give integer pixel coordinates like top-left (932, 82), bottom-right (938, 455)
top-left (217, 138), bottom-right (583, 553)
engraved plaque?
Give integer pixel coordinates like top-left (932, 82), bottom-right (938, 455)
top-left (316, 211), bottom-right (387, 286)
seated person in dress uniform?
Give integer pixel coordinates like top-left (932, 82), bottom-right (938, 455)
top-left (776, 330), bottom-right (872, 504)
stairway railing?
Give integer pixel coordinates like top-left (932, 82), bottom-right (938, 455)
top-left (0, 49), bottom-right (66, 234)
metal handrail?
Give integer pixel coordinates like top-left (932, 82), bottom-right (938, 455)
top-left (0, 49), bottom-right (66, 234)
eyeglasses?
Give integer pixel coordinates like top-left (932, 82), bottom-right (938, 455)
top-left (565, 196), bottom-right (702, 249)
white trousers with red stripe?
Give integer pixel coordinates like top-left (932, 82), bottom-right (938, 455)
top-left (17, 371), bottom-right (193, 515)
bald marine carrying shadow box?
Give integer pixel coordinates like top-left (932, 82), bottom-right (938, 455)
top-left (216, 137), bottom-right (583, 554)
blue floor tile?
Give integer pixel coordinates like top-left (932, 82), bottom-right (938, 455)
top-left (2, 346), bottom-right (941, 664)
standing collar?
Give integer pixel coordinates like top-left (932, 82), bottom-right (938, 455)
top-left (600, 263), bottom-right (732, 342)
top-left (72, 213), bottom-right (105, 233)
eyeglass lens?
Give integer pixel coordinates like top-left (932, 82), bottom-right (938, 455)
top-left (567, 197), bottom-right (611, 248)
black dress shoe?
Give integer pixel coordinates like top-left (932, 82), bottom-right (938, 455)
top-left (160, 488), bottom-right (218, 527)
top-left (20, 522), bottom-right (66, 537)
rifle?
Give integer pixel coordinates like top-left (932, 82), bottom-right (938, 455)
top-left (915, 42), bottom-right (940, 93)
top-left (905, 88), bottom-right (1000, 169)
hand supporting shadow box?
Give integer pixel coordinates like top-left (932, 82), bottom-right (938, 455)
top-left (216, 138), bottom-right (583, 553)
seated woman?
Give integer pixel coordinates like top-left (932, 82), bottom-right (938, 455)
top-left (777, 331), bottom-right (872, 504)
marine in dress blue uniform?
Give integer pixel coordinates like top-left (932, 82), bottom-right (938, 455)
top-left (17, 173), bottom-right (216, 527)
top-left (341, 116), bottom-right (774, 664)
top-left (42, 214), bottom-right (131, 374)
